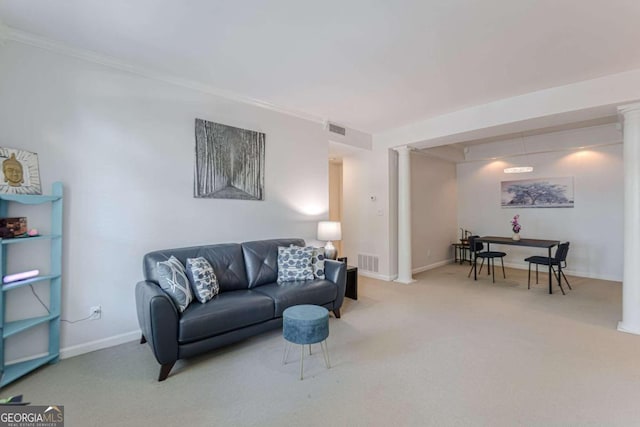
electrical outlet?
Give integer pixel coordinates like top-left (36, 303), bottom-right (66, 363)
top-left (89, 305), bottom-right (101, 320)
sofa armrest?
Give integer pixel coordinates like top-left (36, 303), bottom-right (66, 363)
top-left (325, 260), bottom-right (346, 310)
top-left (135, 280), bottom-right (179, 365)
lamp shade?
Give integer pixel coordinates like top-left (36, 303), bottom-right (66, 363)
top-left (317, 221), bottom-right (342, 241)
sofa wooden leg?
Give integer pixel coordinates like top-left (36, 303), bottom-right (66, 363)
top-left (333, 308), bottom-right (341, 319)
top-left (140, 334), bottom-right (147, 344)
top-left (158, 362), bottom-right (175, 381)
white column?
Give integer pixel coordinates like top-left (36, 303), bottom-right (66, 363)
top-left (618, 102), bottom-right (640, 335)
top-left (395, 146), bottom-right (415, 284)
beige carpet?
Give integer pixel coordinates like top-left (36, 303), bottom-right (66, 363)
top-left (4, 264), bottom-right (640, 427)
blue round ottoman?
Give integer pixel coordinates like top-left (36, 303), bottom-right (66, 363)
top-left (282, 304), bottom-right (330, 380)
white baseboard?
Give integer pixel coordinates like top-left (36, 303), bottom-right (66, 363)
top-left (4, 330), bottom-right (141, 365)
top-left (413, 259), bottom-right (453, 274)
top-left (618, 321), bottom-right (640, 335)
top-left (357, 270), bottom-right (396, 281)
top-left (60, 329), bottom-right (141, 359)
top-left (358, 258), bottom-right (456, 281)
top-left (5, 352), bottom-right (50, 366)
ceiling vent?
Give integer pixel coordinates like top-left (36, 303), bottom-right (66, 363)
top-left (328, 123), bottom-right (346, 136)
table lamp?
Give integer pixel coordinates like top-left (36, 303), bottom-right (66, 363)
top-left (317, 221), bottom-right (341, 260)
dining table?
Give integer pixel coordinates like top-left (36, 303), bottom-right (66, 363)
top-left (473, 236), bottom-right (561, 294)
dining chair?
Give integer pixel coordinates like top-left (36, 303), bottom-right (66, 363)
top-left (524, 242), bottom-right (571, 295)
top-left (466, 235), bottom-right (507, 283)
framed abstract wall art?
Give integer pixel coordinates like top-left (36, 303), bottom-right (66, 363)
top-left (501, 177), bottom-right (574, 208)
top-left (194, 119), bottom-right (265, 200)
top-left (0, 147), bottom-right (42, 195)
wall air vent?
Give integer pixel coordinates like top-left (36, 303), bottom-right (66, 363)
top-left (358, 253), bottom-right (379, 273)
top-left (328, 123), bottom-right (346, 136)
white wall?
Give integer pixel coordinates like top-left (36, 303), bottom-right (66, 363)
top-left (0, 41), bottom-right (329, 361)
top-left (342, 148), bottom-right (392, 279)
top-left (457, 125), bottom-right (623, 281)
top-left (411, 153), bottom-right (457, 272)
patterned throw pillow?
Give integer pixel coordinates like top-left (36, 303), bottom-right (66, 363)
top-left (277, 246), bottom-right (314, 283)
top-left (310, 247), bottom-right (325, 279)
top-left (157, 256), bottom-right (193, 312)
top-left (186, 257), bottom-right (219, 303)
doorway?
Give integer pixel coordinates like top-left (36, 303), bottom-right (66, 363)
top-left (328, 159), bottom-right (343, 256)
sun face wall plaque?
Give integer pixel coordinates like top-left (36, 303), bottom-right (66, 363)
top-left (0, 147), bottom-right (42, 195)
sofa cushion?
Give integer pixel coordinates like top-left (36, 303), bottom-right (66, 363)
top-left (252, 280), bottom-right (338, 317)
top-left (144, 243), bottom-right (248, 292)
top-left (277, 246), bottom-right (314, 283)
top-left (178, 290), bottom-right (274, 343)
top-left (186, 257), bottom-right (219, 303)
top-left (157, 256), bottom-right (193, 312)
top-left (242, 238), bottom-right (305, 288)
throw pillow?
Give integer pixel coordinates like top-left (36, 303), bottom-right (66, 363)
top-left (156, 256), bottom-right (193, 312)
top-left (277, 246), bottom-right (314, 283)
top-left (186, 257), bottom-right (219, 303)
top-left (310, 247), bottom-right (326, 279)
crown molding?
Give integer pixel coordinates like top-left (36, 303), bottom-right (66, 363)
top-left (618, 102), bottom-right (640, 115)
top-left (3, 25), bottom-right (327, 125)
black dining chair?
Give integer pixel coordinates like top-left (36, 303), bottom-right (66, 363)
top-left (524, 242), bottom-right (572, 295)
top-left (466, 235), bottom-right (507, 283)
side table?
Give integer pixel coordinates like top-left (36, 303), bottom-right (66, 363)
top-left (345, 266), bottom-right (358, 300)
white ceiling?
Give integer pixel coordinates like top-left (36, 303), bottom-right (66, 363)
top-left (2, 0), bottom-right (640, 133)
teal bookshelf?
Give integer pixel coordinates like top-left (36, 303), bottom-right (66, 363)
top-left (0, 182), bottom-right (63, 388)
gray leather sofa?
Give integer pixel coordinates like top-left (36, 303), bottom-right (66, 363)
top-left (135, 238), bottom-right (346, 381)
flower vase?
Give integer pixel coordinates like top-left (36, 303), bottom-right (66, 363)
top-left (512, 232), bottom-right (521, 241)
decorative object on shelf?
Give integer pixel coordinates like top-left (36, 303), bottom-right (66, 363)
top-left (511, 214), bottom-right (521, 241)
top-left (317, 221), bottom-right (341, 260)
top-left (194, 118), bottom-right (265, 200)
top-left (0, 148), bottom-right (41, 195)
top-left (0, 217), bottom-right (27, 238)
top-left (3, 269), bottom-right (39, 284)
top-left (28, 228), bottom-right (38, 236)
top-left (501, 177), bottom-right (574, 208)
